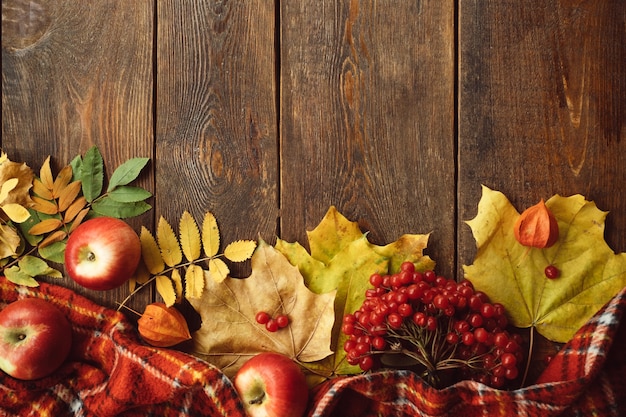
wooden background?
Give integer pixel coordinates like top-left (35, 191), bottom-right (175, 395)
top-left (2, 0), bottom-right (625, 313)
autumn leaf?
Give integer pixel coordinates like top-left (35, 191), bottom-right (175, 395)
top-left (179, 210), bottom-right (201, 262)
top-left (463, 185), bottom-right (626, 343)
top-left (157, 217), bottom-right (182, 267)
top-left (224, 240), bottom-right (257, 262)
top-left (189, 239), bottom-right (336, 377)
top-left (275, 206), bottom-right (435, 376)
top-left (202, 212), bottom-right (220, 257)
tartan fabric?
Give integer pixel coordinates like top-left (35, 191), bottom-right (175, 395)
top-left (1, 277), bottom-right (625, 417)
top-left (0, 277), bottom-right (246, 417)
top-left (309, 286), bottom-right (626, 417)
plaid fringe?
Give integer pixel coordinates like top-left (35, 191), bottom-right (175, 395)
top-left (1, 278), bottom-right (625, 417)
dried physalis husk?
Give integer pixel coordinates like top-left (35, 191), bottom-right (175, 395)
top-left (137, 302), bottom-right (192, 347)
top-left (513, 199), bottom-right (559, 248)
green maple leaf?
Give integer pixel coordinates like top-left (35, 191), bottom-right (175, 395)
top-left (463, 185), bottom-right (626, 343)
top-left (275, 206), bottom-right (435, 376)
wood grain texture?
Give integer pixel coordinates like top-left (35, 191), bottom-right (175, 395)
top-left (280, 0), bottom-right (457, 277)
top-left (1, 0), bottom-right (154, 309)
top-left (458, 0), bottom-right (626, 271)
top-left (155, 1), bottom-right (278, 276)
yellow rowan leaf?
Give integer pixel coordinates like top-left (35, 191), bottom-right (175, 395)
top-left (52, 165), bottom-right (73, 198)
top-left (28, 218), bottom-right (63, 235)
top-left (38, 230), bottom-right (67, 249)
top-left (224, 240), bottom-right (257, 262)
top-left (179, 211), bottom-right (201, 262)
top-left (157, 217), bottom-right (182, 267)
top-left (155, 275), bottom-right (177, 307)
top-left (39, 156), bottom-right (54, 190)
top-left (208, 258), bottom-right (229, 283)
top-left (57, 180), bottom-right (82, 212)
top-left (68, 208), bottom-right (90, 232)
top-left (32, 178), bottom-right (54, 200)
top-left (140, 226), bottom-right (165, 274)
top-left (202, 212), bottom-right (220, 257)
top-left (32, 196), bottom-right (58, 215)
top-left (185, 264), bottom-right (205, 299)
top-left (64, 196), bottom-right (88, 223)
top-left (171, 268), bottom-right (184, 302)
top-left (129, 261), bottom-right (150, 292)
top-left (2, 203), bottom-right (31, 223)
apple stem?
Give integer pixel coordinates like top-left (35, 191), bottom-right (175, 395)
top-left (249, 392), bottom-right (266, 405)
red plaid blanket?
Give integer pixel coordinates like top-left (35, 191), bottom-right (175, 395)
top-left (1, 277), bottom-right (625, 417)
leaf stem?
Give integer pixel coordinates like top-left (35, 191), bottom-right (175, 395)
top-left (520, 325), bottom-right (534, 388)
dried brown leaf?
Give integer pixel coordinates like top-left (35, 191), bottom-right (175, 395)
top-left (39, 156), bottom-right (54, 190)
top-left (52, 165), bottom-right (73, 198)
top-left (68, 208), bottom-right (90, 232)
top-left (32, 178), bottom-right (54, 200)
top-left (31, 196), bottom-right (58, 215)
top-left (28, 218), bottom-right (63, 235)
top-left (57, 180), bottom-right (82, 212)
top-left (64, 196), bottom-right (88, 223)
top-left (38, 230), bottom-right (67, 249)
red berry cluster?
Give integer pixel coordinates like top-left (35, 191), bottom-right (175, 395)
top-left (342, 262), bottom-right (524, 389)
top-left (255, 311), bottom-right (290, 332)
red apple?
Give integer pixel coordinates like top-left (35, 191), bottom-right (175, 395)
top-left (65, 217), bottom-right (141, 290)
top-left (233, 352), bottom-right (309, 417)
top-left (0, 297), bottom-right (73, 380)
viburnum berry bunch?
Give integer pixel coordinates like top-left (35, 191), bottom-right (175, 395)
top-left (342, 262), bottom-right (525, 389)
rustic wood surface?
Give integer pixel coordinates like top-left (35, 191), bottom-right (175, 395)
top-left (2, 0), bottom-right (625, 321)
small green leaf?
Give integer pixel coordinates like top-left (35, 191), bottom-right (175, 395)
top-left (18, 255), bottom-right (51, 276)
top-left (108, 186), bottom-right (152, 203)
top-left (81, 146), bottom-right (104, 202)
top-left (38, 241), bottom-right (66, 263)
top-left (107, 157), bottom-right (150, 192)
top-left (5, 266), bottom-right (39, 287)
top-left (69, 154), bottom-right (83, 182)
top-left (92, 196), bottom-right (151, 218)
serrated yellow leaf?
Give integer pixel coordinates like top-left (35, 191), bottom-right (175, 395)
top-left (140, 226), bottom-right (165, 274)
top-left (202, 212), bottom-right (220, 257)
top-left (2, 203), bottom-right (31, 223)
top-left (32, 179), bottom-right (54, 200)
top-left (39, 156), bottom-right (54, 190)
top-left (224, 240), bottom-right (257, 262)
top-left (52, 165), bottom-right (73, 198)
top-left (179, 211), bottom-right (201, 262)
top-left (28, 218), bottom-right (63, 235)
top-left (31, 196), bottom-right (58, 215)
top-left (185, 264), bottom-right (205, 299)
top-left (208, 258), bottom-right (229, 283)
top-left (155, 275), bottom-right (177, 307)
top-left (57, 180), bottom-right (82, 212)
top-left (0, 178), bottom-right (18, 202)
top-left (157, 217), bottom-right (182, 267)
top-left (171, 268), bottom-right (184, 302)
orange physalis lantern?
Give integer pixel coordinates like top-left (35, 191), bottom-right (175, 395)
top-left (513, 199), bottom-right (559, 249)
top-left (137, 302), bottom-right (192, 347)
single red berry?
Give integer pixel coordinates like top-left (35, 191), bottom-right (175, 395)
top-left (265, 319), bottom-right (279, 332)
top-left (544, 265), bottom-right (560, 279)
top-left (276, 314), bottom-right (289, 328)
top-left (255, 311), bottom-right (270, 325)
top-left (359, 355), bottom-right (375, 371)
top-left (369, 273), bottom-right (384, 287)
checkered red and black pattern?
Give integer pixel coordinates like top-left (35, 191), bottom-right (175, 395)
top-left (1, 277), bottom-right (625, 417)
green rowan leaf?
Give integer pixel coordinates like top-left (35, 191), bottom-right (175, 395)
top-left (107, 157), bottom-right (150, 192)
top-left (80, 146), bottom-right (104, 202)
top-left (108, 186), bottom-right (152, 203)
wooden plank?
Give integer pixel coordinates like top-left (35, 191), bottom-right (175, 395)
top-left (155, 1), bottom-right (278, 277)
top-left (280, 1), bottom-right (457, 278)
top-left (1, 0), bottom-right (154, 310)
top-left (458, 1), bottom-right (626, 267)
